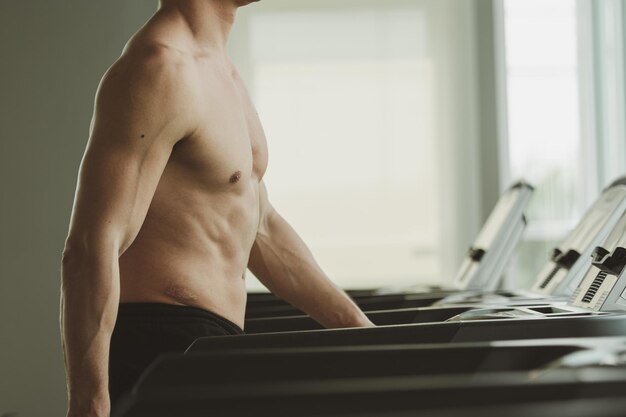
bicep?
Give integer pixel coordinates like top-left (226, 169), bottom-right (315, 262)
top-left (67, 128), bottom-right (172, 255)
top-left (257, 180), bottom-right (275, 230)
top-left (249, 180), bottom-right (285, 274)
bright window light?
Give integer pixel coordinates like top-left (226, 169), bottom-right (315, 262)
top-left (502, 0), bottom-right (584, 286)
top-left (245, 6), bottom-right (441, 289)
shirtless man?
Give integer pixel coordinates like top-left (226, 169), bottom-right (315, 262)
top-left (60, 0), bottom-right (374, 415)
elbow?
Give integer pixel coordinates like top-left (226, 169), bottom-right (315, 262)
top-left (60, 233), bottom-right (119, 275)
top-left (61, 234), bottom-right (91, 266)
top-left (60, 243), bottom-right (84, 298)
top-left (60, 241), bottom-right (90, 292)
top-left (60, 236), bottom-right (120, 306)
top-left (61, 239), bottom-right (82, 272)
top-left (61, 239), bottom-right (79, 266)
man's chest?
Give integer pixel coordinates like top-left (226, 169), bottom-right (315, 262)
top-left (173, 71), bottom-right (269, 188)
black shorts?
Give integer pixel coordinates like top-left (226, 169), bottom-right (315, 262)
top-left (109, 302), bottom-right (244, 405)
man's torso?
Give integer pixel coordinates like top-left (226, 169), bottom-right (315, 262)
top-left (116, 18), bottom-right (268, 328)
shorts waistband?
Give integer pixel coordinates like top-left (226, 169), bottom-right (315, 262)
top-left (117, 302), bottom-right (244, 334)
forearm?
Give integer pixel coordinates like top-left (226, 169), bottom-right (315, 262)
top-left (60, 248), bottom-right (120, 415)
top-left (250, 213), bottom-right (373, 328)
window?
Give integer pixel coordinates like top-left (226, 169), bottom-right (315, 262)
top-left (499, 0), bottom-right (589, 286)
top-left (499, 0), bottom-right (626, 287)
top-left (590, 0), bottom-right (626, 186)
top-left (237, 2), bottom-right (444, 289)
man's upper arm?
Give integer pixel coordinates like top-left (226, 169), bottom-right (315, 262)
top-left (64, 50), bottom-right (197, 258)
top-left (256, 180), bottom-right (277, 237)
top-left (247, 180), bottom-right (279, 275)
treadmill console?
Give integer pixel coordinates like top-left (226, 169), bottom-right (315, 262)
top-left (540, 338), bottom-right (626, 370)
top-left (570, 210), bottom-right (626, 312)
top-left (453, 181), bottom-right (534, 292)
top-left (445, 307), bottom-right (544, 322)
top-left (532, 181), bottom-right (626, 297)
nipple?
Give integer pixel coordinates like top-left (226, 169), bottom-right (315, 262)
top-left (229, 171), bottom-right (242, 184)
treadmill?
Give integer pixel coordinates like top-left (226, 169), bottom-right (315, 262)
top-left (245, 176), bottom-right (626, 319)
top-left (110, 183), bottom-right (626, 417)
top-left (114, 336), bottom-right (626, 417)
top-left (187, 209), bottom-right (626, 348)
top-left (245, 181), bottom-right (534, 317)
top-left (422, 175), bottom-right (626, 306)
top-left (243, 206), bottom-right (626, 333)
top-left (115, 210), bottom-right (626, 414)
top-left (532, 177), bottom-right (626, 297)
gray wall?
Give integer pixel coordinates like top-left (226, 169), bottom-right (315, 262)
top-left (0, 1), bottom-right (498, 415)
top-left (475, 0), bottom-right (503, 221)
top-left (0, 1), bottom-right (154, 414)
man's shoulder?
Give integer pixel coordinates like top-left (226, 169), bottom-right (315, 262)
top-left (89, 42), bottom-right (200, 144)
top-left (108, 42), bottom-right (193, 88)
top-left (96, 40), bottom-right (199, 117)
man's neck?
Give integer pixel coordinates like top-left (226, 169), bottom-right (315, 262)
top-left (158, 0), bottom-right (238, 52)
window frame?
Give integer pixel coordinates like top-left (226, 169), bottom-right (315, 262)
top-left (587, 0), bottom-right (626, 187)
top-left (493, 0), bottom-right (626, 286)
top-left (494, 0), bottom-right (600, 231)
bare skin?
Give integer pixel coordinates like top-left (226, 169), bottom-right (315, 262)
top-left (60, 0), bottom-right (373, 415)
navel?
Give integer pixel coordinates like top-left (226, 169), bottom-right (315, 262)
top-left (229, 170), bottom-right (242, 184)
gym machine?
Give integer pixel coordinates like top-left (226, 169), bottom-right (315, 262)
top-left (113, 336), bottom-right (626, 416)
top-left (187, 208), bottom-right (626, 347)
top-left (245, 177), bottom-right (626, 319)
top-left (246, 181), bottom-right (534, 317)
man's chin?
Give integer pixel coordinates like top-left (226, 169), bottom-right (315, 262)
top-left (236, 0), bottom-right (261, 6)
